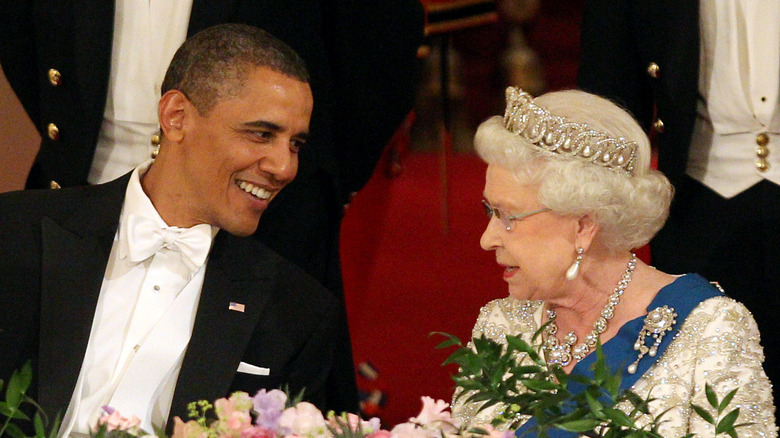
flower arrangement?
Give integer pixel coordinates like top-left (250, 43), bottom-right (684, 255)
top-left (1, 332), bottom-right (747, 438)
top-left (92, 390), bottom-right (509, 438)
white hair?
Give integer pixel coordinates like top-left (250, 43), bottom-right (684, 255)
top-left (475, 89), bottom-right (673, 252)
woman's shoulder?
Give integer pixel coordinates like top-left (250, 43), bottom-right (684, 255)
top-left (471, 298), bottom-right (543, 342)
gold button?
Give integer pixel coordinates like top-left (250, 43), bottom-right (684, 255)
top-left (652, 118), bottom-right (665, 133)
top-left (647, 62), bottom-right (660, 79)
top-left (49, 180), bottom-right (61, 189)
top-left (756, 145), bottom-right (769, 158)
top-left (756, 160), bottom-right (770, 172)
top-left (756, 133), bottom-right (769, 146)
top-left (150, 133), bottom-right (161, 146)
top-left (48, 69), bottom-right (62, 86)
top-left (47, 123), bottom-right (60, 140)
top-left (151, 148), bottom-right (159, 159)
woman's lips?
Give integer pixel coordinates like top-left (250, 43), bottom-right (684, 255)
top-left (502, 265), bottom-right (519, 279)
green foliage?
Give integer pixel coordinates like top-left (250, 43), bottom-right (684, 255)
top-left (0, 362), bottom-right (60, 438)
top-left (435, 332), bottom-right (746, 437)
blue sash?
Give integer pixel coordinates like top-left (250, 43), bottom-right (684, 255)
top-left (515, 274), bottom-right (722, 438)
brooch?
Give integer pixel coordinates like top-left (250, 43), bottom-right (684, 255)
top-left (627, 306), bottom-right (677, 374)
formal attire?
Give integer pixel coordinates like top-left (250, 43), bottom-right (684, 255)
top-left (577, 0), bottom-right (780, 408)
top-left (0, 0), bottom-right (425, 413)
top-left (0, 174), bottom-right (348, 432)
top-left (452, 275), bottom-right (777, 437)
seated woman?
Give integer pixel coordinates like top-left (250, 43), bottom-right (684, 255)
top-left (452, 87), bottom-right (777, 436)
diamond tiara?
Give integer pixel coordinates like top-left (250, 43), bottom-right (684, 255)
top-left (502, 87), bottom-right (637, 175)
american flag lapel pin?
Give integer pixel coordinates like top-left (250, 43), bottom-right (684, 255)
top-left (229, 302), bottom-right (246, 313)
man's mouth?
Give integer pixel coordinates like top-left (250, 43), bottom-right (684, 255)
top-left (237, 180), bottom-right (272, 200)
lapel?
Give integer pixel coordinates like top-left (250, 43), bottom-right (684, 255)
top-left (38, 175), bottom-right (131, 417)
top-left (168, 233), bottom-right (277, 423)
top-left (188, 0), bottom-right (240, 36)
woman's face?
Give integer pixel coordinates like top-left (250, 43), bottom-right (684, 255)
top-left (480, 164), bottom-right (579, 301)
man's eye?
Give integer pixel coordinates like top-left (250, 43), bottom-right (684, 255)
top-left (290, 139), bottom-right (305, 152)
top-left (252, 131), bottom-right (273, 141)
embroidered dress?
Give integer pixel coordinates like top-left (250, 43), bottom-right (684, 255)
top-left (452, 274), bottom-right (777, 437)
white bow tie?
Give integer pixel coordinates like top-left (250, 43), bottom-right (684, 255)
top-left (126, 214), bottom-right (213, 272)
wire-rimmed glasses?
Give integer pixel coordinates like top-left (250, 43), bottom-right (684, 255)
top-left (481, 199), bottom-right (551, 231)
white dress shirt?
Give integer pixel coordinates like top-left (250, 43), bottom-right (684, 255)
top-left (688, 0), bottom-right (780, 198)
top-left (60, 161), bottom-right (218, 436)
top-left (88, 0), bottom-right (192, 184)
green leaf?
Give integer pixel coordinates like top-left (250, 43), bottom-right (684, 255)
top-left (704, 383), bottom-right (718, 409)
top-left (33, 411), bottom-right (46, 438)
top-left (691, 404), bottom-right (715, 425)
top-left (519, 379), bottom-right (559, 391)
top-left (715, 408), bottom-right (740, 435)
top-left (47, 414), bottom-right (62, 438)
top-left (718, 388), bottom-right (738, 414)
top-left (0, 402), bottom-right (31, 420)
top-left (555, 419), bottom-right (603, 432)
top-left (5, 362), bottom-right (33, 408)
top-left (585, 392), bottom-right (604, 415)
top-left (3, 422), bottom-right (27, 438)
top-left (431, 332), bottom-right (464, 349)
top-left (602, 407), bottom-right (635, 428)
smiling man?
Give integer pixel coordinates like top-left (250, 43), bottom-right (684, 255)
top-left (0, 24), bottom-right (349, 436)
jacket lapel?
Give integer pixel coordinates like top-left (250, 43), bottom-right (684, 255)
top-left (168, 234), bottom-right (276, 423)
top-left (37, 175), bottom-right (130, 416)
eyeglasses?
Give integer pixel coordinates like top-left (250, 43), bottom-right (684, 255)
top-left (481, 199), bottom-right (551, 231)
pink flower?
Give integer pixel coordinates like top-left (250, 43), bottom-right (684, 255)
top-left (366, 430), bottom-right (393, 438)
top-left (240, 425), bottom-right (277, 438)
top-left (214, 393), bottom-right (254, 437)
top-left (171, 417), bottom-right (209, 438)
top-left (388, 423), bottom-right (435, 438)
top-left (409, 397), bottom-right (452, 425)
top-left (327, 413), bottom-right (381, 435)
top-left (278, 402), bottom-right (327, 437)
top-left (96, 408), bottom-right (142, 433)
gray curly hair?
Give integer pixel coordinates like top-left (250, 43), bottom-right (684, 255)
top-left (474, 89), bottom-right (673, 252)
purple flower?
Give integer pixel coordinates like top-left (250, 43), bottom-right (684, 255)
top-left (252, 389), bottom-right (287, 430)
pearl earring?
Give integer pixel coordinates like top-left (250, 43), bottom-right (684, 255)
top-left (565, 247), bottom-right (584, 280)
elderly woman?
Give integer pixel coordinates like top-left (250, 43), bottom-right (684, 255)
top-left (452, 87), bottom-right (777, 437)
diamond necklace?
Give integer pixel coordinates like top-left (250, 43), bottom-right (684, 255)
top-left (543, 253), bottom-right (637, 367)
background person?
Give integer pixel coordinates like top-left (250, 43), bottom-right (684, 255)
top-left (577, 0), bottom-right (780, 409)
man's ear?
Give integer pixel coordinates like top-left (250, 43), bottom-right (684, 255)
top-left (575, 213), bottom-right (599, 252)
top-left (158, 90), bottom-right (190, 143)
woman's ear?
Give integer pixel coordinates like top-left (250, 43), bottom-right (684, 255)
top-left (158, 90), bottom-right (189, 143)
top-left (575, 213), bottom-right (599, 252)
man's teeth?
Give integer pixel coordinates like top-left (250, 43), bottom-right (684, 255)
top-left (238, 181), bottom-right (271, 200)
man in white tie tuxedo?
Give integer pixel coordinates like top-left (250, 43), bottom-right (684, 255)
top-left (0, 24), bottom-right (349, 436)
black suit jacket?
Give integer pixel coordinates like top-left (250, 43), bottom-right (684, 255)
top-left (577, 0), bottom-right (700, 190)
top-left (0, 175), bottom-right (346, 425)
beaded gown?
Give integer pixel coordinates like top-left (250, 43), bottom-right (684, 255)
top-left (451, 274), bottom-right (777, 437)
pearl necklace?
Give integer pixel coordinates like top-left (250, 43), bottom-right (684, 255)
top-left (543, 253), bottom-right (637, 367)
